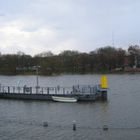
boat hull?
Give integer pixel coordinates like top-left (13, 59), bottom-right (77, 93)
top-left (52, 96), bottom-right (77, 103)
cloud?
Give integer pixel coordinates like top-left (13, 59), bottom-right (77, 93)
top-left (0, 19), bottom-right (78, 55)
top-left (53, 38), bottom-right (78, 53)
top-left (0, 0), bottom-right (140, 55)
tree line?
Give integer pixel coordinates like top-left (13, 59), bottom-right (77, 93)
top-left (0, 45), bottom-right (140, 75)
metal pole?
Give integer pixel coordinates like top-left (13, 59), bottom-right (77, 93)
top-left (36, 66), bottom-right (39, 94)
top-left (37, 67), bottom-right (39, 86)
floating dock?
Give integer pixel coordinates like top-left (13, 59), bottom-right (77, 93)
top-left (0, 76), bottom-right (108, 102)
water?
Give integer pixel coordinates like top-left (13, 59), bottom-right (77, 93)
top-left (0, 74), bottom-right (140, 140)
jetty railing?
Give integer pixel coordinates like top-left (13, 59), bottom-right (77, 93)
top-left (0, 85), bottom-right (100, 95)
top-left (0, 76), bottom-right (108, 101)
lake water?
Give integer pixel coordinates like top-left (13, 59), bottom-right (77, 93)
top-left (0, 74), bottom-right (140, 140)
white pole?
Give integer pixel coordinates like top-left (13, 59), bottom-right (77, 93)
top-left (112, 31), bottom-right (115, 47)
top-left (36, 66), bottom-right (39, 94)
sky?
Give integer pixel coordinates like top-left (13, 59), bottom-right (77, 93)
top-left (0, 0), bottom-right (140, 55)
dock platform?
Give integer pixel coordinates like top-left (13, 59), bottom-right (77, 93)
top-left (0, 85), bottom-right (107, 102)
top-left (0, 76), bottom-right (108, 102)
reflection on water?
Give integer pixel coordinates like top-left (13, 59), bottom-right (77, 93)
top-left (0, 74), bottom-right (140, 140)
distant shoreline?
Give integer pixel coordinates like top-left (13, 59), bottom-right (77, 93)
top-left (0, 71), bottom-right (140, 76)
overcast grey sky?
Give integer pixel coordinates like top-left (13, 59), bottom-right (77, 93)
top-left (0, 0), bottom-right (140, 55)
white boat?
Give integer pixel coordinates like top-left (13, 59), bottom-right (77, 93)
top-left (52, 96), bottom-right (77, 103)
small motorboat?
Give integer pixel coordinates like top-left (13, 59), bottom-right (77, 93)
top-left (52, 96), bottom-right (77, 103)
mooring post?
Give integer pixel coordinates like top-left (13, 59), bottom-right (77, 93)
top-left (103, 125), bottom-right (108, 131)
top-left (72, 120), bottom-right (76, 131)
top-left (43, 122), bottom-right (48, 127)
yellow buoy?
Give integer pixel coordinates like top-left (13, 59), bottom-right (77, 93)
top-left (100, 75), bottom-right (108, 89)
